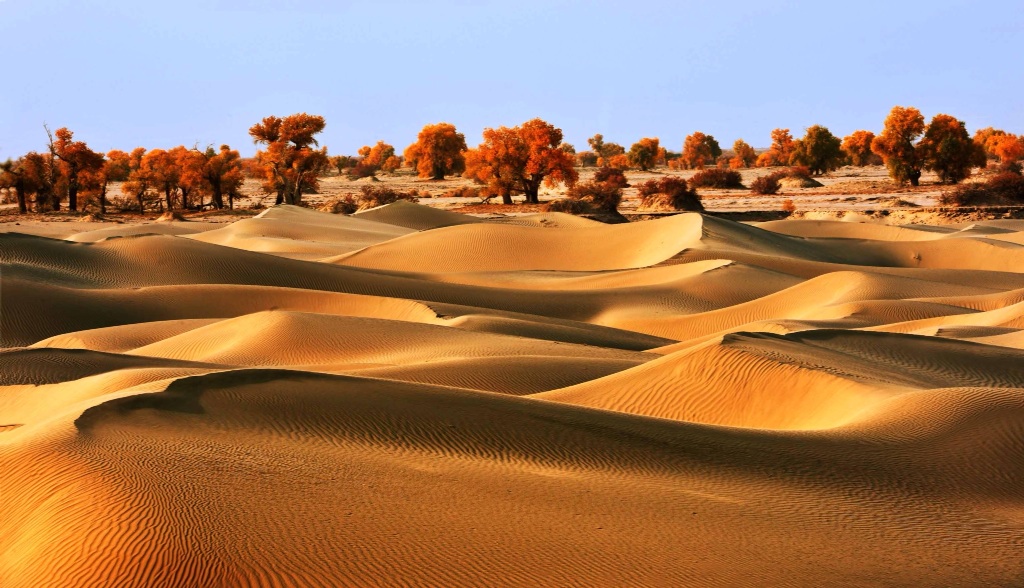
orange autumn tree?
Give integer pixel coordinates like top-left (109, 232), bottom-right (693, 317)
top-left (989, 134), bottom-right (1024, 169)
top-left (349, 140), bottom-right (398, 178)
top-left (464, 118), bottom-right (578, 205)
top-left (249, 113), bottom-right (329, 205)
top-left (627, 137), bottom-right (660, 171)
top-left (121, 148), bottom-right (153, 212)
top-left (871, 106), bottom-right (925, 186)
top-left (200, 145), bottom-right (245, 209)
top-left (139, 149), bottom-right (182, 210)
top-left (756, 128), bottom-right (795, 167)
top-left (917, 113), bottom-right (978, 184)
top-left (0, 156), bottom-right (40, 213)
top-left (404, 123), bottom-right (467, 179)
top-left (92, 150), bottom-right (132, 214)
top-left (50, 126), bottom-right (104, 211)
top-left (730, 139), bottom-right (757, 169)
top-left (173, 146), bottom-right (208, 209)
top-left (973, 127), bottom-right (1006, 159)
top-left (842, 130), bottom-right (878, 166)
top-left (680, 132), bottom-right (721, 169)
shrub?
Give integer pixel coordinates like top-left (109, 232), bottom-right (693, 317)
top-left (544, 198), bottom-right (593, 214)
top-left (781, 199), bottom-right (796, 213)
top-left (567, 180), bottom-right (623, 212)
top-left (783, 166), bottom-right (812, 180)
top-left (320, 195), bottom-right (358, 214)
top-left (593, 166), bottom-right (629, 189)
top-left (604, 154), bottom-right (631, 170)
top-left (439, 186), bottom-right (482, 200)
top-left (347, 160), bottom-right (379, 180)
top-left (689, 168), bottom-right (744, 189)
top-left (637, 177), bottom-right (703, 211)
top-left (358, 185), bottom-right (419, 209)
top-left (939, 172), bottom-right (1024, 206)
top-left (751, 174), bottom-right (782, 195)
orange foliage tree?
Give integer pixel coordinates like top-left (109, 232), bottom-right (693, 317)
top-left (351, 140), bottom-right (397, 178)
top-left (729, 139), bottom-right (757, 169)
top-left (50, 126), bottom-right (104, 211)
top-left (249, 113), bottom-right (329, 205)
top-left (464, 118), bottom-right (578, 204)
top-left (138, 149), bottom-right (182, 210)
top-left (988, 134), bottom-right (1024, 167)
top-left (627, 137), bottom-right (660, 171)
top-left (680, 132), bottom-right (721, 169)
top-left (77, 149), bottom-right (130, 214)
top-left (973, 127), bottom-right (1006, 159)
top-left (403, 123), bottom-right (467, 179)
top-left (200, 145), bottom-right (245, 209)
top-left (755, 128), bottom-right (795, 167)
top-left (917, 114), bottom-right (979, 184)
top-left (0, 157), bottom-right (40, 213)
top-left (842, 130), bottom-right (878, 166)
top-left (122, 147), bottom-right (154, 212)
top-left (587, 134), bottom-right (625, 166)
top-left (871, 106), bottom-right (925, 186)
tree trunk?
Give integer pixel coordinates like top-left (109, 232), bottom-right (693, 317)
top-left (523, 185), bottom-right (540, 204)
top-left (909, 169), bottom-right (921, 187)
top-left (15, 181), bottom-right (27, 214)
top-left (137, 192), bottom-right (145, 213)
top-left (99, 181), bottom-right (107, 215)
top-left (501, 193), bottom-right (513, 205)
top-left (165, 186), bottom-right (174, 210)
top-left (68, 180), bottom-right (78, 211)
top-left (211, 181), bottom-right (224, 209)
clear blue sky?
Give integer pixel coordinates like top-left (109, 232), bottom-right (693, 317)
top-left (1, 0), bottom-right (1021, 158)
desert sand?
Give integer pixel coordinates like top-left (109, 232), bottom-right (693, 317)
top-left (3, 202), bottom-right (1024, 586)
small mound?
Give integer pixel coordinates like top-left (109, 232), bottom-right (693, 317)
top-left (354, 200), bottom-right (481, 231)
top-left (155, 211), bottom-right (187, 222)
top-left (779, 176), bottom-right (824, 188)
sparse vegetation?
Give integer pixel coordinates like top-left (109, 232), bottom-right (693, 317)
top-left (567, 167), bottom-right (628, 212)
top-left (690, 168), bottom-right (744, 189)
top-left (636, 176), bottom-right (703, 211)
top-left (357, 185), bottom-right (419, 209)
top-left (939, 172), bottom-right (1024, 206)
top-left (751, 173), bottom-right (782, 195)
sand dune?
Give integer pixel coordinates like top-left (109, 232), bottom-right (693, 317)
top-left (3, 205), bottom-right (1024, 586)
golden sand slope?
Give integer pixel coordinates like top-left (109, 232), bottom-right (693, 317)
top-left (3, 205), bottom-right (1024, 586)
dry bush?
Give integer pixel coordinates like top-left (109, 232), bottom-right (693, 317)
top-left (439, 186), bottom-right (484, 201)
top-left (940, 172), bottom-right (1024, 206)
top-left (544, 198), bottom-right (593, 214)
top-left (347, 160), bottom-right (378, 179)
top-left (751, 174), bottom-right (782, 195)
top-left (689, 168), bottom-right (744, 189)
top-left (568, 180), bottom-right (623, 212)
top-left (783, 166), bottom-right (812, 180)
top-left (593, 166), bottom-right (629, 189)
top-left (358, 185), bottom-right (419, 209)
top-left (108, 196), bottom-right (140, 213)
top-left (781, 199), bottom-right (796, 213)
top-left (319, 195), bottom-right (358, 214)
top-left (636, 177), bottom-right (703, 211)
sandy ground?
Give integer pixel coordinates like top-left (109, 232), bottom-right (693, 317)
top-left (3, 199), bottom-right (1024, 586)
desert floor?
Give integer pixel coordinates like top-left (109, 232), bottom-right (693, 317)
top-left (2, 171), bottom-right (1024, 586)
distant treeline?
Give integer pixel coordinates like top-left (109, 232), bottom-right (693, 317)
top-left (1, 107), bottom-right (1021, 214)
